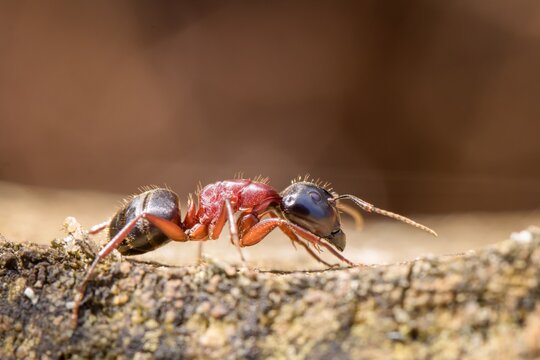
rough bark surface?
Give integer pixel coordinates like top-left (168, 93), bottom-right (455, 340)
top-left (1, 223), bottom-right (540, 359)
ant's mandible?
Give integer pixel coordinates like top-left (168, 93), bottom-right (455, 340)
top-left (71, 176), bottom-right (437, 327)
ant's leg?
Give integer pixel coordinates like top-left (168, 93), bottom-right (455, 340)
top-left (71, 255), bottom-right (102, 328)
top-left (72, 212), bottom-right (188, 328)
top-left (143, 213), bottom-right (188, 242)
top-left (316, 242), bottom-right (357, 267)
top-left (208, 199), bottom-right (246, 264)
top-left (239, 219), bottom-right (294, 247)
top-left (197, 242), bottom-right (204, 264)
top-left (89, 221), bottom-right (109, 235)
top-left (239, 218), bottom-right (360, 267)
top-left (184, 194), bottom-right (198, 228)
top-left (185, 223), bottom-right (209, 264)
top-left (285, 224), bottom-right (359, 267)
top-left (225, 199), bottom-right (246, 264)
top-left (238, 218), bottom-right (334, 267)
top-left (209, 202), bottom-right (228, 240)
top-left (72, 213), bottom-right (144, 328)
top-left (256, 210), bottom-right (302, 250)
top-left (188, 223), bottom-right (209, 240)
top-left (184, 194), bottom-right (206, 265)
top-left (257, 211), bottom-right (337, 267)
top-left (259, 210), bottom-right (301, 249)
top-left (183, 196), bottom-right (206, 263)
top-left (186, 224), bottom-right (209, 264)
top-left (292, 238), bottom-right (337, 268)
top-left (279, 230), bottom-right (336, 267)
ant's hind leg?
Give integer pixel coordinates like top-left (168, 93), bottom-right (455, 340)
top-left (72, 212), bottom-right (188, 328)
top-left (72, 214), bottom-right (144, 328)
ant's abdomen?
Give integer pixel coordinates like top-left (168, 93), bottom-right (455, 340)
top-left (109, 188), bottom-right (182, 255)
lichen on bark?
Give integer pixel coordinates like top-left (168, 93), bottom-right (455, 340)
top-left (1, 224), bottom-right (540, 359)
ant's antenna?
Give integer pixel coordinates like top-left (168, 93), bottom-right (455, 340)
top-left (333, 194), bottom-right (438, 237)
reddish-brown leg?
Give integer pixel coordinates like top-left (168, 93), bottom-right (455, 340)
top-left (282, 223), bottom-right (358, 267)
top-left (197, 242), bottom-right (204, 264)
top-left (237, 212), bottom-right (259, 239)
top-left (225, 199), bottom-right (246, 264)
top-left (184, 195), bottom-right (205, 263)
top-left (239, 218), bottom-right (359, 267)
top-left (72, 212), bottom-right (188, 328)
top-left (186, 224), bottom-right (209, 264)
top-left (279, 229), bottom-right (336, 268)
top-left (187, 223), bottom-right (209, 240)
top-left (255, 211), bottom-right (337, 267)
top-left (209, 202), bottom-right (228, 240)
top-left (184, 195), bottom-right (198, 228)
top-left (207, 199), bottom-right (246, 264)
top-left (316, 241), bottom-right (357, 267)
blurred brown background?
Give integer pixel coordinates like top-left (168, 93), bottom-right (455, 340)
top-left (1, 1), bottom-right (539, 213)
top-left (0, 2), bottom-right (539, 269)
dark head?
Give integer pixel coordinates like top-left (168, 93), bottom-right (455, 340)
top-left (280, 182), bottom-right (346, 251)
top-left (279, 180), bottom-right (439, 253)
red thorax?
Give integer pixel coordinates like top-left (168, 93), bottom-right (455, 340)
top-left (195, 179), bottom-right (281, 225)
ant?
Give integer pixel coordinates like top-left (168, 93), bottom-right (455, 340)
top-left (71, 175), bottom-right (436, 327)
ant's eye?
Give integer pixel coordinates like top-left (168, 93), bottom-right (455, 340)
top-left (309, 191), bottom-right (321, 202)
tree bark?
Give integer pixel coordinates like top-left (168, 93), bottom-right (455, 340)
top-left (1, 224), bottom-right (539, 359)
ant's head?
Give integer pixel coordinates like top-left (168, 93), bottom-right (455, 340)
top-left (280, 181), bottom-right (346, 252)
top-left (280, 178), bottom-right (438, 253)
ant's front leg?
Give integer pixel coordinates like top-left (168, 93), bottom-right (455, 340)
top-left (239, 218), bottom-right (360, 267)
top-left (254, 211), bottom-right (338, 268)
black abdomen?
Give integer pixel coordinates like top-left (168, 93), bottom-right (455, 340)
top-left (109, 188), bottom-right (182, 256)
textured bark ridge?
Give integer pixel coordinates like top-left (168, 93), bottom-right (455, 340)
top-left (1, 223), bottom-right (540, 359)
